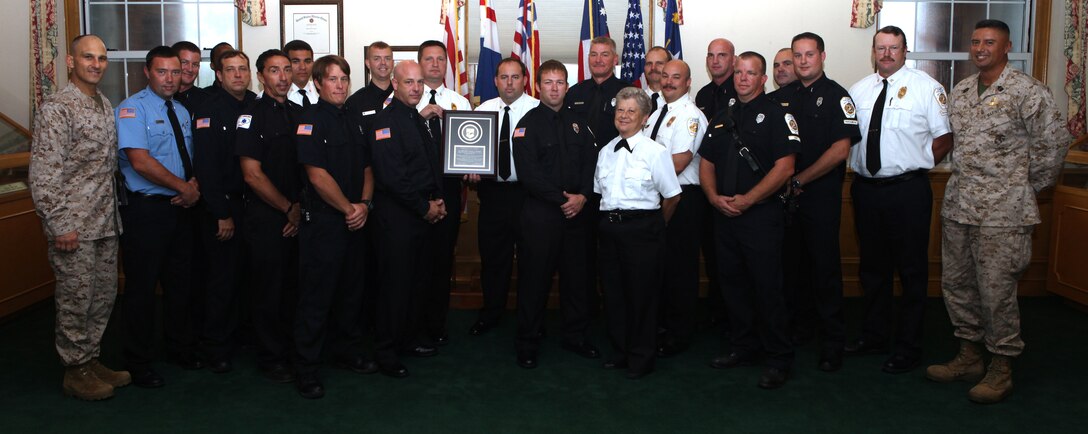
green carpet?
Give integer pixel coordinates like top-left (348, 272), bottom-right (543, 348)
top-left (1, 297), bottom-right (1085, 433)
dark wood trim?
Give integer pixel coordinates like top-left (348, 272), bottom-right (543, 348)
top-left (1032, 0), bottom-right (1052, 82)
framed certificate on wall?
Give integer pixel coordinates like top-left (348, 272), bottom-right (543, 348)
top-left (280, 0), bottom-right (344, 57)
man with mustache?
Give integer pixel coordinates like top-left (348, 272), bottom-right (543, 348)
top-left (846, 26), bottom-right (952, 376)
top-left (191, 50), bottom-right (257, 374)
top-left (643, 46), bottom-right (671, 112)
top-left (235, 49), bottom-right (304, 385)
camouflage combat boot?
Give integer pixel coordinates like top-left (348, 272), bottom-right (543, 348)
top-left (925, 339), bottom-right (984, 383)
top-left (968, 355), bottom-right (1013, 404)
top-left (88, 359), bottom-right (132, 388)
top-left (62, 363), bottom-right (114, 401)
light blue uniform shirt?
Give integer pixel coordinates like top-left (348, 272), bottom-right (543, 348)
top-left (116, 87), bottom-right (193, 196)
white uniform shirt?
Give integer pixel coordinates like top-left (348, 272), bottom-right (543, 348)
top-left (287, 81), bottom-right (319, 107)
top-left (594, 132), bottom-right (682, 211)
top-left (644, 94), bottom-right (708, 185)
top-left (848, 67), bottom-right (952, 177)
top-left (476, 93), bottom-right (540, 182)
top-left (417, 83), bottom-right (472, 113)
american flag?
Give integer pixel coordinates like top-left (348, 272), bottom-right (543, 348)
top-left (375, 127), bottom-right (391, 141)
top-left (441, 0), bottom-right (470, 100)
top-left (512, 0), bottom-right (540, 97)
top-left (620, 0), bottom-right (645, 88)
top-left (296, 124), bottom-right (313, 136)
top-left (577, 0), bottom-right (610, 82)
top-left (118, 107), bottom-right (136, 119)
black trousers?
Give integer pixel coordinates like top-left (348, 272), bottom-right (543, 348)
top-left (660, 185), bottom-right (706, 345)
top-left (199, 195), bottom-right (245, 360)
top-left (422, 178), bottom-right (462, 338)
top-left (851, 174), bottom-right (931, 358)
top-left (119, 192), bottom-right (196, 369)
top-left (599, 211), bottom-right (664, 374)
top-left (476, 181), bottom-right (524, 324)
top-left (782, 184), bottom-right (846, 351)
top-left (515, 197), bottom-right (592, 353)
top-left (293, 211), bottom-right (366, 375)
top-left (715, 202), bottom-right (794, 370)
top-left (245, 201), bottom-right (298, 368)
top-left (372, 195), bottom-right (432, 366)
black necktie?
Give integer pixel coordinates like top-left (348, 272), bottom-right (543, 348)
top-left (427, 89), bottom-right (443, 142)
top-left (866, 79), bottom-right (888, 177)
top-left (299, 89), bottom-right (311, 108)
top-left (651, 93), bottom-right (660, 113)
top-left (649, 103), bottom-right (669, 141)
top-left (499, 106), bottom-right (511, 180)
top-left (613, 138), bottom-right (631, 153)
top-left (165, 100), bottom-right (193, 180)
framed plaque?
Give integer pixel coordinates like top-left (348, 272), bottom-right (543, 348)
top-left (280, 0), bottom-right (344, 57)
top-left (443, 110), bottom-right (498, 176)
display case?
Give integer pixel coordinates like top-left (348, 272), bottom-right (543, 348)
top-left (0, 113), bottom-right (55, 318)
top-left (1047, 136), bottom-right (1088, 306)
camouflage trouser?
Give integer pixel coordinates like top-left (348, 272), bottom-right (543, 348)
top-left (48, 236), bottom-right (119, 366)
top-left (940, 219), bottom-right (1029, 357)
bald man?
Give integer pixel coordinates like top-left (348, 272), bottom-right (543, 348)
top-left (369, 61), bottom-right (447, 378)
top-left (695, 38), bottom-right (738, 120)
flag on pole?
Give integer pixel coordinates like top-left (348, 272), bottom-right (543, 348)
top-left (441, 0), bottom-right (470, 100)
top-left (578, 0), bottom-right (610, 82)
top-left (661, 0), bottom-right (683, 59)
top-left (475, 0), bottom-right (501, 103)
top-left (620, 0), bottom-right (645, 88)
top-left (512, 0), bottom-right (541, 97)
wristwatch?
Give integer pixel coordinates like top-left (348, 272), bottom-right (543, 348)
top-left (361, 199), bottom-right (373, 211)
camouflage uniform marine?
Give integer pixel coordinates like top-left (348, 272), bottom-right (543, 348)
top-left (942, 66), bottom-right (1070, 357)
top-left (29, 81), bottom-right (122, 367)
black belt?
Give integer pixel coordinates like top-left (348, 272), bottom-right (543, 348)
top-left (601, 209), bottom-right (658, 223)
top-left (127, 190), bottom-right (172, 201)
top-left (854, 169), bottom-right (927, 186)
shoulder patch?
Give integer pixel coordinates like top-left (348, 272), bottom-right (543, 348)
top-left (236, 115), bottom-right (252, 129)
top-left (934, 87), bottom-right (948, 113)
top-left (196, 118), bottom-right (211, 129)
top-left (688, 118), bottom-right (698, 136)
top-left (840, 97), bottom-right (856, 119)
top-left (119, 107), bottom-right (137, 119)
top-left (375, 127), bottom-right (391, 141)
top-left (297, 124), bottom-right (314, 136)
top-left (785, 113), bottom-right (800, 135)
top-left (513, 127), bottom-right (526, 138)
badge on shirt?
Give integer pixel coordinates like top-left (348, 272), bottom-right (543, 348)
top-left (688, 118), bottom-right (699, 136)
top-left (452, 103), bottom-right (458, 110)
top-left (297, 124), bottom-right (314, 136)
top-left (572, 123), bottom-right (580, 134)
top-left (898, 87), bottom-right (908, 99)
top-left (513, 127), bottom-right (526, 138)
top-left (236, 115), bottom-right (252, 129)
top-left (196, 118), bottom-right (211, 129)
top-left (119, 108), bottom-right (137, 119)
top-left (611, 98), bottom-right (617, 107)
top-left (667, 116), bottom-right (676, 127)
top-left (375, 127), bottom-right (391, 140)
top-left (728, 98), bottom-right (736, 107)
top-left (840, 97), bottom-right (856, 119)
top-left (816, 97), bottom-right (823, 107)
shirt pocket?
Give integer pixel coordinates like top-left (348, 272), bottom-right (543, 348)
top-left (147, 122), bottom-right (180, 161)
top-left (622, 159), bottom-right (654, 196)
top-left (885, 97), bottom-right (915, 131)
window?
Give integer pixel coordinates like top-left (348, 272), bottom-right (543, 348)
top-left (83, 0), bottom-right (240, 103)
top-left (878, 0), bottom-right (1033, 91)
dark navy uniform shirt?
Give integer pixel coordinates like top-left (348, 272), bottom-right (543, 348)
top-left (695, 75), bottom-right (737, 121)
top-left (512, 105), bottom-right (598, 206)
top-left (563, 75), bottom-right (632, 147)
top-left (699, 93), bottom-right (799, 197)
top-left (192, 86), bottom-right (256, 219)
top-left (369, 97), bottom-right (443, 217)
top-left (235, 95), bottom-right (304, 206)
top-left (296, 99), bottom-right (370, 215)
top-left (781, 74), bottom-right (862, 193)
top-left (175, 86), bottom-right (210, 116)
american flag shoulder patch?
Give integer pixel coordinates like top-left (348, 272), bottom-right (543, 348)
top-left (118, 108), bottom-right (137, 119)
top-left (513, 127), bottom-right (526, 138)
top-left (375, 128), bottom-right (391, 141)
top-left (296, 124), bottom-right (314, 136)
top-left (196, 118), bottom-right (211, 129)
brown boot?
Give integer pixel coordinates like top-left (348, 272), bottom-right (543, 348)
top-left (62, 364), bottom-right (114, 401)
top-left (88, 359), bottom-right (132, 388)
top-left (925, 339), bottom-right (984, 383)
top-left (968, 355), bottom-right (1014, 404)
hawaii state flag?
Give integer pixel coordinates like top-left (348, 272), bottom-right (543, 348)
top-left (577, 0), bottom-right (610, 82)
top-left (512, 0), bottom-right (540, 97)
top-left (475, 0), bottom-right (501, 102)
top-left (661, 0), bottom-right (683, 59)
top-left (441, 0), bottom-right (470, 100)
top-left (620, 0), bottom-right (645, 88)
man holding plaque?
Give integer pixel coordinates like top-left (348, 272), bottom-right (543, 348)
top-left (467, 58), bottom-right (539, 336)
top-left (370, 60), bottom-right (448, 379)
top-left (511, 60), bottom-right (600, 369)
top-left (416, 40), bottom-right (472, 347)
